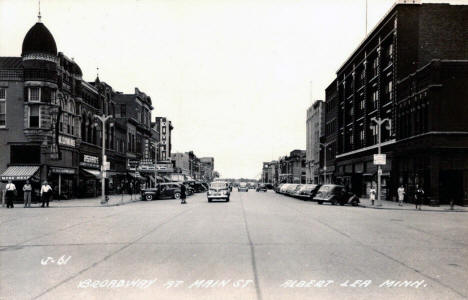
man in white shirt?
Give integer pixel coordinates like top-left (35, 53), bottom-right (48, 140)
top-left (5, 180), bottom-right (17, 208)
top-left (40, 181), bottom-right (52, 207)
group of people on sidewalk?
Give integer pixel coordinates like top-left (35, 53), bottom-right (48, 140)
top-left (369, 184), bottom-right (425, 210)
top-left (4, 180), bottom-right (53, 208)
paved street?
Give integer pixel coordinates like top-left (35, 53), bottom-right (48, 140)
top-left (1, 190), bottom-right (467, 300)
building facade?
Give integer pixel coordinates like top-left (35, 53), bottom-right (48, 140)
top-left (323, 2), bottom-right (468, 204)
top-left (279, 150), bottom-right (306, 184)
top-left (306, 100), bottom-right (324, 184)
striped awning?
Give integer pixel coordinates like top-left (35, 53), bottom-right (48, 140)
top-left (1, 166), bottom-right (40, 181)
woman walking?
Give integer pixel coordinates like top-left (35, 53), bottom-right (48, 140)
top-left (23, 180), bottom-right (32, 208)
top-left (397, 185), bottom-right (405, 206)
top-left (369, 185), bottom-right (376, 206)
top-left (40, 181), bottom-right (52, 208)
top-left (5, 180), bottom-right (17, 208)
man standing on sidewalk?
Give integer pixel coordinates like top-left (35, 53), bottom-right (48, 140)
top-left (397, 185), bottom-right (405, 206)
top-left (369, 185), bottom-right (376, 206)
top-left (23, 180), bottom-right (32, 208)
top-left (414, 185), bottom-right (424, 210)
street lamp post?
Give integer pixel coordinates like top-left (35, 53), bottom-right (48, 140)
top-left (370, 117), bottom-right (391, 207)
top-left (95, 114), bottom-right (112, 205)
top-left (320, 142), bottom-right (332, 184)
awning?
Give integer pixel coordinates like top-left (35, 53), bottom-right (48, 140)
top-left (81, 168), bottom-right (102, 178)
top-left (1, 166), bottom-right (40, 181)
top-left (128, 172), bottom-right (146, 181)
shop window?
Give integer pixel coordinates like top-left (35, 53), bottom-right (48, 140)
top-left (0, 88), bottom-right (5, 127)
top-left (29, 105), bottom-right (40, 127)
top-left (29, 87), bottom-right (41, 102)
top-left (10, 145), bottom-right (41, 164)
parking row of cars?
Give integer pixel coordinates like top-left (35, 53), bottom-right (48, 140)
top-left (275, 183), bottom-right (360, 206)
top-left (141, 181), bottom-right (208, 201)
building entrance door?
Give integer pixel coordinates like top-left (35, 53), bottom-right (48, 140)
top-left (439, 170), bottom-right (463, 205)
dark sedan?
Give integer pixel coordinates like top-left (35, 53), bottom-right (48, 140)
top-left (141, 183), bottom-right (182, 200)
top-left (313, 184), bottom-right (359, 206)
top-left (294, 184), bottom-right (321, 201)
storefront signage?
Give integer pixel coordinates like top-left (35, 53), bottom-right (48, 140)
top-left (373, 154), bottom-right (387, 165)
top-left (139, 165), bottom-right (155, 171)
top-left (156, 164), bottom-right (173, 172)
top-left (80, 154), bottom-right (100, 168)
top-left (59, 135), bottom-right (75, 147)
top-left (50, 167), bottom-right (75, 174)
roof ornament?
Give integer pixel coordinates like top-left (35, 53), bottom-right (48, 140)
top-left (38, 0), bottom-right (42, 23)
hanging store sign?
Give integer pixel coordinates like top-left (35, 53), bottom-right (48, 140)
top-left (373, 154), bottom-right (387, 165)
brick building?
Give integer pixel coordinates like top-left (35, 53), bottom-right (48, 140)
top-left (324, 2), bottom-right (468, 204)
top-left (306, 100), bottom-right (324, 184)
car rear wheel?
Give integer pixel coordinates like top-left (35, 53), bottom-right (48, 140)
top-left (226, 198), bottom-right (230, 202)
top-left (208, 199), bottom-right (212, 202)
top-left (145, 194), bottom-right (153, 201)
top-left (317, 201), bottom-right (323, 205)
top-left (174, 192), bottom-right (181, 199)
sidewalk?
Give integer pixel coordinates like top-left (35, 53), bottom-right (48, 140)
top-left (359, 197), bottom-right (467, 212)
top-left (3, 194), bottom-right (141, 208)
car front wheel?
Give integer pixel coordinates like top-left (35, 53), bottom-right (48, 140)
top-left (145, 194), bottom-right (153, 201)
top-left (174, 192), bottom-right (181, 199)
top-left (317, 201), bottom-right (323, 205)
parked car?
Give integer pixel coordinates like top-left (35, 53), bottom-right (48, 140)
top-left (207, 181), bottom-right (230, 202)
top-left (256, 183), bottom-right (267, 192)
top-left (274, 184), bottom-right (283, 193)
top-left (238, 182), bottom-right (249, 192)
top-left (265, 183), bottom-right (274, 190)
top-left (285, 184), bottom-right (302, 196)
top-left (141, 183), bottom-right (182, 200)
top-left (248, 182), bottom-right (256, 189)
top-left (313, 184), bottom-right (360, 206)
top-left (294, 184), bottom-right (322, 201)
top-left (192, 182), bottom-right (207, 193)
top-left (279, 184), bottom-right (291, 194)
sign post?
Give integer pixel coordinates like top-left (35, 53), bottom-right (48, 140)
top-left (371, 117), bottom-right (391, 207)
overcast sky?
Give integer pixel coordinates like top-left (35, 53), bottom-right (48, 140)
top-left (1, 0), bottom-right (466, 178)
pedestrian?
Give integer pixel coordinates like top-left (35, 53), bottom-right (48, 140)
top-left (414, 184), bottom-right (424, 210)
top-left (369, 185), bottom-right (376, 206)
top-left (180, 183), bottom-right (187, 204)
top-left (5, 180), bottom-right (17, 208)
top-left (397, 185), bottom-right (405, 206)
top-left (23, 180), bottom-right (32, 208)
top-left (40, 181), bottom-right (52, 208)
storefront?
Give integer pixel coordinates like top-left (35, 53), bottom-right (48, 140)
top-left (79, 154), bottom-right (101, 198)
top-left (48, 167), bottom-right (77, 200)
top-left (0, 165), bottom-right (41, 203)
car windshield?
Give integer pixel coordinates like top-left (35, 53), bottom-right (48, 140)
top-left (318, 185), bottom-right (331, 193)
top-left (210, 182), bottom-right (227, 189)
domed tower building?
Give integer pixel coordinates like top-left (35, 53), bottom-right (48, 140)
top-left (0, 13), bottom-right (81, 200)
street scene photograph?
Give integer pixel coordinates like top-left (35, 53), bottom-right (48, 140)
top-left (1, 0), bottom-right (467, 299)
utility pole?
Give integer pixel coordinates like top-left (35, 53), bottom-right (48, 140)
top-left (95, 114), bottom-right (112, 205)
top-left (371, 117), bottom-right (391, 207)
top-left (320, 142), bottom-right (332, 184)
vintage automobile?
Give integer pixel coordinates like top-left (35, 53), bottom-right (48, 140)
top-left (279, 184), bottom-right (291, 194)
top-left (274, 184), bottom-right (284, 193)
top-left (313, 184), bottom-right (360, 206)
top-left (256, 183), bottom-right (267, 192)
top-left (141, 182), bottom-right (182, 200)
top-left (207, 181), bottom-right (230, 202)
top-left (294, 184), bottom-right (322, 201)
top-left (238, 182), bottom-right (249, 192)
top-left (285, 184), bottom-right (302, 196)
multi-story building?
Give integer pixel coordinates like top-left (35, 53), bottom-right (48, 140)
top-left (279, 150), bottom-right (306, 183)
top-left (172, 152), bottom-right (190, 176)
top-left (262, 161), bottom-right (278, 184)
top-left (323, 80), bottom-right (339, 185)
top-left (114, 88), bottom-right (154, 186)
top-left (324, 2), bottom-right (468, 204)
top-left (306, 100), bottom-right (325, 184)
top-left (200, 157), bottom-right (214, 181)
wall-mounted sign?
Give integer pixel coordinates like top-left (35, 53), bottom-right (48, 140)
top-left (59, 135), bottom-right (75, 147)
top-left (80, 154), bottom-right (100, 168)
top-left (373, 154), bottom-right (387, 165)
top-left (50, 167), bottom-right (75, 174)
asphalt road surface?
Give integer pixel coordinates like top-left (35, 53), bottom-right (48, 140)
top-left (1, 190), bottom-right (467, 300)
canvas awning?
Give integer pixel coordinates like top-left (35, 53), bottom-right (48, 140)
top-left (81, 168), bottom-right (102, 178)
top-left (1, 166), bottom-right (40, 181)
